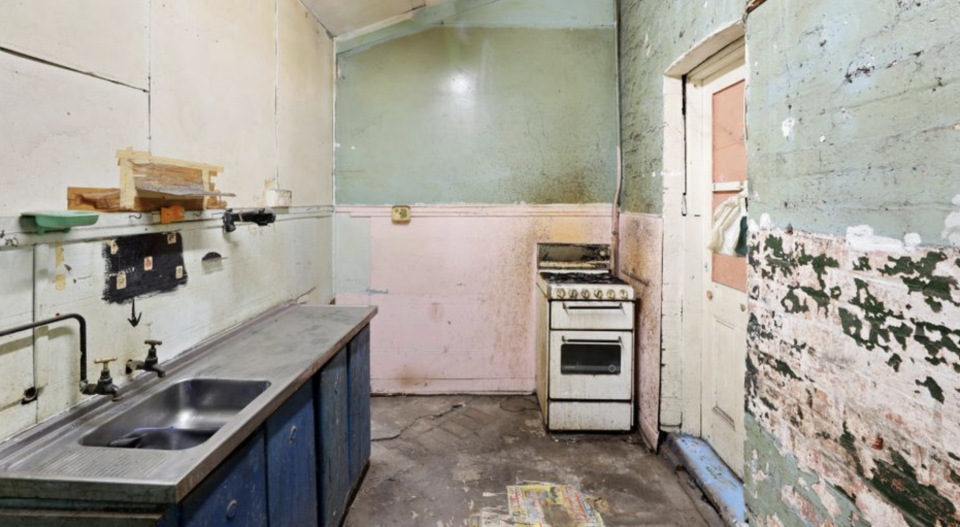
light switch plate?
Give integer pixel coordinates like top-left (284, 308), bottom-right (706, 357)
top-left (391, 205), bottom-right (412, 224)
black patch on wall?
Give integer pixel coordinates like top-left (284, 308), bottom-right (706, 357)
top-left (102, 232), bottom-right (188, 304)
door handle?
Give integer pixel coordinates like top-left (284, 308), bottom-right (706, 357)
top-left (562, 337), bottom-right (623, 344)
top-left (563, 305), bottom-right (624, 311)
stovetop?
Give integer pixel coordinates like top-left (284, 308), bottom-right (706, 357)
top-left (539, 271), bottom-right (628, 286)
top-left (537, 271), bottom-right (635, 301)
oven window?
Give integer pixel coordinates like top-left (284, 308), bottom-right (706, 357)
top-left (560, 341), bottom-right (621, 375)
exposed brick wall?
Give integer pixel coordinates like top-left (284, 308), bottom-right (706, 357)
top-left (745, 228), bottom-right (960, 527)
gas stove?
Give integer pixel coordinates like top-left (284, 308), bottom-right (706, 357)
top-left (537, 271), bottom-right (635, 302)
top-left (535, 244), bottom-right (636, 432)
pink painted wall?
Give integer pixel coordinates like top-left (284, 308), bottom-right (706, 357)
top-left (618, 212), bottom-right (664, 449)
top-left (336, 205), bottom-right (612, 394)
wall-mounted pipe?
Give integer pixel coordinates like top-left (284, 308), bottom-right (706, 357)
top-left (0, 314), bottom-right (90, 402)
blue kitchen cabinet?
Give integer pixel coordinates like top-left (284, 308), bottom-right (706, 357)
top-left (265, 381), bottom-right (318, 527)
top-left (317, 349), bottom-right (350, 527)
top-left (181, 431), bottom-right (268, 527)
top-left (347, 326), bottom-right (371, 487)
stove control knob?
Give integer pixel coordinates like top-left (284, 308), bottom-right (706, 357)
top-left (606, 290), bottom-right (616, 300)
top-left (580, 289), bottom-right (590, 299)
top-left (556, 288), bottom-right (567, 299)
top-left (619, 289), bottom-right (628, 299)
top-left (594, 289), bottom-right (603, 299)
top-left (567, 289), bottom-right (577, 299)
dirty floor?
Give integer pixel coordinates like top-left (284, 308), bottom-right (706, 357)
top-left (345, 395), bottom-right (715, 527)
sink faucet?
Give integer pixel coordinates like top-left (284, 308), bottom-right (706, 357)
top-left (86, 357), bottom-right (122, 400)
top-left (127, 340), bottom-right (167, 378)
top-left (0, 313), bottom-right (121, 401)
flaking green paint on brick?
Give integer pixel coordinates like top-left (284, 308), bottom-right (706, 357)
top-left (744, 415), bottom-right (870, 527)
top-left (916, 377), bottom-right (945, 403)
top-left (871, 451), bottom-right (958, 527)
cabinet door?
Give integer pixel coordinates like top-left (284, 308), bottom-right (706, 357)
top-left (182, 432), bottom-right (267, 527)
top-left (316, 350), bottom-right (349, 527)
top-left (265, 381), bottom-right (318, 527)
top-left (347, 326), bottom-right (371, 488)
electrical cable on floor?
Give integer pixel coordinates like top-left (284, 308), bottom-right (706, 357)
top-left (498, 398), bottom-right (539, 413)
top-left (371, 403), bottom-right (465, 442)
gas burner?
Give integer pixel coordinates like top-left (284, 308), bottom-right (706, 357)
top-left (539, 272), bottom-right (627, 286)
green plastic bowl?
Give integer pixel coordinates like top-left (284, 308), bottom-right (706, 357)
top-left (22, 211), bottom-right (100, 235)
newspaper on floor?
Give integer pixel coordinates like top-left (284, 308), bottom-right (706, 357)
top-left (470, 483), bottom-right (606, 527)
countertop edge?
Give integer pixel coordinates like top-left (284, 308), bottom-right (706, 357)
top-left (0, 304), bottom-right (377, 507)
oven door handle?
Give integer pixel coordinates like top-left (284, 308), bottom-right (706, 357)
top-left (562, 304), bottom-right (624, 311)
top-left (561, 336), bottom-right (623, 344)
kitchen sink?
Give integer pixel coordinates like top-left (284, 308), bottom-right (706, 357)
top-left (80, 379), bottom-right (270, 450)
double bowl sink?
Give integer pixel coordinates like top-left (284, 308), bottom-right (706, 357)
top-left (80, 379), bottom-right (270, 451)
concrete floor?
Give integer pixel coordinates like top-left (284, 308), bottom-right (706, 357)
top-left (345, 395), bottom-right (716, 527)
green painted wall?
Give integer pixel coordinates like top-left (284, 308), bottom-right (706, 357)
top-left (746, 0), bottom-right (960, 243)
top-left (618, 0), bottom-right (743, 214)
top-left (619, 0), bottom-right (960, 243)
top-left (336, 24), bottom-right (618, 205)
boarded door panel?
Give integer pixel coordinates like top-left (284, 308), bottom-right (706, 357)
top-left (689, 42), bottom-right (749, 478)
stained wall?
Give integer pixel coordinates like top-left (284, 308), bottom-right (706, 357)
top-left (0, 0), bottom-right (336, 442)
top-left (618, 0), bottom-right (960, 525)
top-left (334, 0), bottom-right (619, 394)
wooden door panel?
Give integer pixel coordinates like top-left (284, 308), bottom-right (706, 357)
top-left (317, 350), bottom-right (349, 527)
top-left (266, 382), bottom-right (318, 527)
top-left (348, 326), bottom-right (371, 488)
top-left (181, 432), bottom-right (268, 527)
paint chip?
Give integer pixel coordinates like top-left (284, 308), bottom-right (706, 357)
top-left (116, 273), bottom-right (127, 290)
top-left (175, 266), bottom-right (184, 279)
top-left (781, 118), bottom-right (797, 139)
top-left (904, 233), bottom-right (922, 248)
top-left (55, 274), bottom-right (66, 291)
top-left (167, 233), bottom-right (177, 245)
top-left (109, 240), bottom-right (119, 255)
top-left (144, 256), bottom-right (154, 271)
top-left (846, 225), bottom-right (906, 253)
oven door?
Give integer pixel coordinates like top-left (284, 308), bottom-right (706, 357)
top-left (548, 330), bottom-right (633, 401)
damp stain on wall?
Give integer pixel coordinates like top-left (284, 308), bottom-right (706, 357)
top-left (335, 26), bottom-right (618, 206)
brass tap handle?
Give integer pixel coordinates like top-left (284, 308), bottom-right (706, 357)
top-left (144, 339), bottom-right (163, 346)
top-left (94, 357), bottom-right (118, 371)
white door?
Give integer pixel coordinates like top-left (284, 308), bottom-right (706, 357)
top-left (686, 42), bottom-right (748, 476)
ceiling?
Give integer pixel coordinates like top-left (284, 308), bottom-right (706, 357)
top-left (302, 0), bottom-right (449, 37)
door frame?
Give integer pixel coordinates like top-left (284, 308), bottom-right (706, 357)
top-left (657, 22), bottom-right (747, 441)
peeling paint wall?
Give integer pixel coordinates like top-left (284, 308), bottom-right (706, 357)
top-left (335, 0), bottom-right (618, 205)
top-left (620, 0), bottom-right (960, 524)
top-left (0, 0), bottom-right (336, 441)
top-left (747, 229), bottom-right (960, 527)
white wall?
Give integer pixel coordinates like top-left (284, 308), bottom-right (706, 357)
top-left (0, 0), bottom-right (336, 441)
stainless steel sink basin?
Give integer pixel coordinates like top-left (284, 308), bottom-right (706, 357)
top-left (80, 379), bottom-right (270, 450)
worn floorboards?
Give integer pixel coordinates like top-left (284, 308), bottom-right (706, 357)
top-left (345, 395), bottom-right (713, 527)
